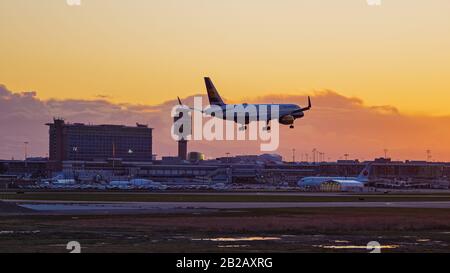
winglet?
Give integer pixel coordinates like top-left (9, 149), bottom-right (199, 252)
top-left (177, 96), bottom-right (183, 105)
top-left (301, 96), bottom-right (312, 111)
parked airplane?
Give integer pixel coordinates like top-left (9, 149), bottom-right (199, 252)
top-left (178, 77), bottom-right (311, 130)
top-left (298, 164), bottom-right (372, 187)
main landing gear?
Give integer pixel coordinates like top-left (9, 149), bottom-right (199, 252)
top-left (239, 125), bottom-right (248, 131)
top-left (263, 121), bottom-right (271, 131)
top-left (290, 125), bottom-right (294, 129)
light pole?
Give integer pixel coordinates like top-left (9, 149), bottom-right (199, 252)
top-left (23, 141), bottom-right (29, 170)
top-left (72, 146), bottom-right (78, 179)
top-left (24, 141), bottom-right (29, 160)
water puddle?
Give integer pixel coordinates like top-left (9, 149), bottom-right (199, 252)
top-left (314, 244), bottom-right (399, 250)
top-left (217, 245), bottom-right (250, 248)
top-left (0, 230), bottom-right (40, 235)
top-left (192, 236), bottom-right (281, 242)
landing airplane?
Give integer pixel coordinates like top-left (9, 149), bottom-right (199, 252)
top-left (178, 77), bottom-right (311, 130)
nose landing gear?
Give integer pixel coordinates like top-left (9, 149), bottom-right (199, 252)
top-left (239, 125), bottom-right (248, 131)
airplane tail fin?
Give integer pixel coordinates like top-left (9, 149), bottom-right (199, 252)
top-left (204, 77), bottom-right (225, 106)
top-left (357, 163), bottom-right (372, 183)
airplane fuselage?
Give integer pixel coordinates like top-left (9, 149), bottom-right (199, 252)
top-left (300, 176), bottom-right (360, 184)
top-left (204, 103), bottom-right (305, 125)
top-left (298, 164), bottom-right (372, 186)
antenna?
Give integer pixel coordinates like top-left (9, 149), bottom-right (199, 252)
top-left (426, 150), bottom-right (432, 162)
top-left (344, 153), bottom-right (349, 161)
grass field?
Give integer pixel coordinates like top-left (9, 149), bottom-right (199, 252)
top-left (2, 191), bottom-right (450, 252)
top-left (2, 191), bottom-right (450, 203)
top-left (1, 207), bottom-right (450, 253)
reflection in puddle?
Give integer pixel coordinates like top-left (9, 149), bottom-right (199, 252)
top-left (218, 245), bottom-right (250, 248)
top-left (0, 230), bottom-right (40, 235)
top-left (314, 244), bottom-right (399, 250)
top-left (193, 237), bottom-right (281, 242)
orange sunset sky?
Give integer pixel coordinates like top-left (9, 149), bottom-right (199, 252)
top-left (1, 0), bottom-right (450, 161)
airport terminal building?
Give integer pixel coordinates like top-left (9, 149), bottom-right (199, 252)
top-left (46, 119), bottom-right (153, 165)
top-left (0, 120), bottom-right (449, 191)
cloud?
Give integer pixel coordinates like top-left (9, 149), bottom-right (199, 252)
top-left (1, 84), bottom-right (449, 161)
top-left (247, 90), bottom-right (450, 161)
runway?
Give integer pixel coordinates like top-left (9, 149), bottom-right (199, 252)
top-left (14, 200), bottom-right (450, 214)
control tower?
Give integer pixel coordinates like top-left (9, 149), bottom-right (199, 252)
top-left (173, 111), bottom-right (188, 160)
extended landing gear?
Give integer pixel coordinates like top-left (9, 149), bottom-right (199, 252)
top-left (239, 125), bottom-right (248, 131)
top-left (263, 121), bottom-right (271, 131)
top-left (290, 125), bottom-right (294, 129)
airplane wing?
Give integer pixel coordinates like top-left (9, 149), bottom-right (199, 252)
top-left (176, 97), bottom-right (204, 113)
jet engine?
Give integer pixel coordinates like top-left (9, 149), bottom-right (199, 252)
top-left (279, 115), bottom-right (295, 125)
